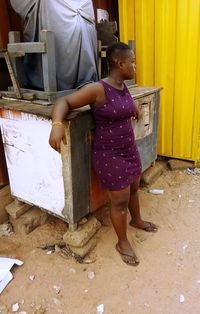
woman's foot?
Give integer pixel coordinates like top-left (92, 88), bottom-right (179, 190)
top-left (130, 219), bottom-right (158, 232)
top-left (116, 240), bottom-right (139, 266)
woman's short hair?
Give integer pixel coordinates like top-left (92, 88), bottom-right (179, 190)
top-left (106, 42), bottom-right (131, 67)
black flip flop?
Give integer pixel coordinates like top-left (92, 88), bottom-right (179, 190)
top-left (130, 221), bottom-right (158, 233)
top-left (115, 244), bottom-right (140, 267)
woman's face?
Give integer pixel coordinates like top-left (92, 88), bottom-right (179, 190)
top-left (120, 50), bottom-right (136, 80)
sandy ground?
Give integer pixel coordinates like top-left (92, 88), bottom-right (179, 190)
top-left (1, 167), bottom-right (200, 314)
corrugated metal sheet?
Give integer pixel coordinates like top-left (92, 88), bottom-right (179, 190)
top-left (118, 0), bottom-right (135, 44)
top-left (119, 0), bottom-right (200, 162)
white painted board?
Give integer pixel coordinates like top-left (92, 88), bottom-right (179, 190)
top-left (0, 112), bottom-right (65, 218)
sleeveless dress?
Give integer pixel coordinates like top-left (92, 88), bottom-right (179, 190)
top-left (91, 80), bottom-right (142, 191)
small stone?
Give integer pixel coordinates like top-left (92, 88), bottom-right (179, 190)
top-left (183, 244), bottom-right (188, 251)
top-left (68, 268), bottom-right (76, 273)
top-left (0, 223), bottom-right (13, 236)
top-left (144, 303), bottom-right (150, 308)
top-left (120, 284), bottom-right (129, 290)
top-left (19, 312), bottom-right (27, 314)
top-left (33, 306), bottom-right (46, 314)
top-left (47, 250), bottom-right (53, 255)
top-left (87, 271), bottom-right (95, 279)
top-left (29, 275), bottom-right (35, 281)
top-left (96, 304), bottom-right (104, 314)
top-left (83, 258), bottom-right (96, 264)
top-left (84, 289), bottom-right (88, 293)
top-left (53, 298), bottom-right (61, 306)
top-left (167, 251), bottom-right (172, 255)
top-left (179, 294), bottom-right (185, 303)
top-left (53, 285), bottom-right (61, 294)
top-left (21, 300), bottom-right (25, 305)
top-left (35, 305), bottom-right (42, 310)
top-left (176, 263), bottom-right (183, 268)
top-left (12, 303), bottom-right (19, 312)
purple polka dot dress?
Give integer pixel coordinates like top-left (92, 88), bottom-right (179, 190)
top-left (91, 80), bottom-right (142, 191)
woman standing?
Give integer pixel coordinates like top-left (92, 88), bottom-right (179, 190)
top-left (49, 42), bottom-right (157, 266)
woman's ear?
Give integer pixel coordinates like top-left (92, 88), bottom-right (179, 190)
top-left (118, 60), bottom-right (124, 69)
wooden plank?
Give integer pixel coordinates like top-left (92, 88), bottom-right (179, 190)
top-left (0, 98), bottom-right (90, 119)
top-left (0, 131), bottom-right (9, 188)
top-left (69, 113), bottom-right (94, 223)
top-left (0, 91), bottom-right (19, 98)
top-left (4, 51), bottom-right (21, 98)
top-left (98, 40), bottom-right (102, 79)
top-left (8, 87), bottom-right (76, 103)
top-left (8, 31), bottom-right (25, 86)
top-left (40, 30), bottom-right (57, 92)
top-left (128, 39), bottom-right (135, 51)
top-left (5, 86), bottom-right (162, 106)
top-left (8, 42), bottom-right (46, 54)
top-left (0, 185), bottom-right (13, 224)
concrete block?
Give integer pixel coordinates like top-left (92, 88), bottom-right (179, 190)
top-left (168, 159), bottom-right (194, 171)
top-left (6, 200), bottom-right (32, 219)
top-left (141, 162), bottom-right (164, 186)
top-left (0, 185), bottom-right (13, 223)
top-left (10, 206), bottom-right (48, 235)
top-left (69, 232), bottom-right (99, 258)
top-left (63, 216), bottom-right (101, 248)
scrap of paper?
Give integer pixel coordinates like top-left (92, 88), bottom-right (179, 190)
top-left (0, 257), bottom-right (23, 294)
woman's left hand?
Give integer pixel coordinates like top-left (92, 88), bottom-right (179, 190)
top-left (133, 108), bottom-right (142, 121)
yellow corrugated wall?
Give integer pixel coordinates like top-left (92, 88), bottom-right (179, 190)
top-left (119, 0), bottom-right (200, 162)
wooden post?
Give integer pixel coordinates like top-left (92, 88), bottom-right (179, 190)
top-left (68, 223), bottom-right (78, 232)
top-left (0, 50), bottom-right (22, 98)
top-left (98, 40), bottom-right (102, 79)
top-left (40, 30), bottom-right (57, 92)
top-left (8, 31), bottom-right (24, 86)
top-left (128, 39), bottom-right (135, 51)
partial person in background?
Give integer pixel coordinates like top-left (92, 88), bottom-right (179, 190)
top-left (10, 0), bottom-right (98, 90)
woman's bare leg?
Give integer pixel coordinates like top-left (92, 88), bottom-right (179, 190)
top-left (128, 177), bottom-right (157, 232)
top-left (108, 186), bottom-right (139, 265)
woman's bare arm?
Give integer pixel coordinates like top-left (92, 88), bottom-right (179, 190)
top-left (49, 82), bottom-right (102, 152)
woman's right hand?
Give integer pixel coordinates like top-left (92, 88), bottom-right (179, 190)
top-left (49, 125), bottom-right (67, 153)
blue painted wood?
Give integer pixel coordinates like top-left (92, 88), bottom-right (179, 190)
top-left (136, 91), bottom-right (160, 171)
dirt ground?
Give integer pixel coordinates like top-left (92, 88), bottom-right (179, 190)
top-left (1, 167), bottom-right (200, 314)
